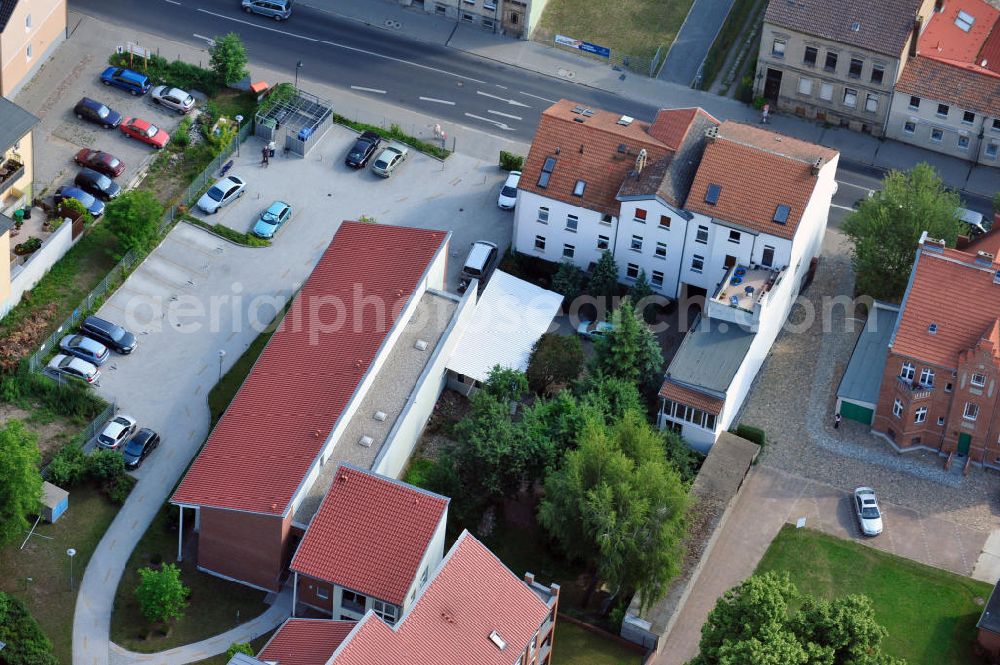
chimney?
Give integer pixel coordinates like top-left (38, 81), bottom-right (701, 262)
top-left (705, 125), bottom-right (719, 142)
top-left (957, 234), bottom-right (971, 250)
top-left (910, 17), bottom-right (923, 57)
top-left (920, 234), bottom-right (946, 252)
top-left (524, 572), bottom-right (535, 585)
top-left (810, 158), bottom-right (823, 175)
top-left (976, 251), bottom-right (995, 266)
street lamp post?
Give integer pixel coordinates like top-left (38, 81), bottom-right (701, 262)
top-left (218, 349), bottom-right (227, 381)
top-left (67, 548), bottom-right (76, 591)
top-left (234, 115), bottom-right (244, 156)
top-left (295, 60), bottom-right (303, 89)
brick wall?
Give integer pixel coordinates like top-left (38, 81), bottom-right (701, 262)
top-left (198, 507), bottom-right (290, 591)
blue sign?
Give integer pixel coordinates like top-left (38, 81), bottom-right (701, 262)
top-left (554, 34), bottom-right (611, 59)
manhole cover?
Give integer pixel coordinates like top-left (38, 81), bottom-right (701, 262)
top-left (557, 68), bottom-right (576, 79)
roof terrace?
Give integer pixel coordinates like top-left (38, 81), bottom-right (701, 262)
top-left (707, 264), bottom-right (784, 331)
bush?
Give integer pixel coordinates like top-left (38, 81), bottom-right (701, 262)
top-left (108, 52), bottom-right (222, 95)
top-left (331, 114), bottom-right (450, 160)
top-left (105, 473), bottom-right (136, 505)
top-left (499, 150), bottom-right (524, 171)
top-left (732, 424), bottom-right (766, 447)
top-left (183, 216), bottom-right (270, 247)
top-left (0, 592), bottom-right (58, 665)
top-left (173, 117), bottom-right (192, 148)
top-left (46, 443), bottom-right (87, 487)
top-left (86, 448), bottom-right (126, 482)
top-left (227, 643), bottom-right (255, 659)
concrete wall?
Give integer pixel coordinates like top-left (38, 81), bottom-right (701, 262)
top-left (373, 288), bottom-right (475, 479)
top-left (0, 0), bottom-right (65, 98)
top-left (197, 507), bottom-right (290, 592)
top-left (884, 90), bottom-right (1000, 167)
top-left (1, 219), bottom-right (75, 319)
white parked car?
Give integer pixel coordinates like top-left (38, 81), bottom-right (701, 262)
top-left (45, 354), bottom-right (101, 385)
top-left (150, 86), bottom-right (195, 114)
top-left (197, 175), bottom-right (246, 214)
top-left (853, 487), bottom-right (883, 536)
top-left (371, 144), bottom-right (408, 178)
top-left (497, 170), bottom-right (520, 210)
top-left (97, 414), bottom-right (138, 450)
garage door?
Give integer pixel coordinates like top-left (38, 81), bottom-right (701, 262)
top-left (840, 401), bottom-right (873, 425)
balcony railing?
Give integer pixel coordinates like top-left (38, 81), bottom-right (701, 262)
top-left (0, 158), bottom-right (25, 196)
top-left (896, 376), bottom-right (934, 400)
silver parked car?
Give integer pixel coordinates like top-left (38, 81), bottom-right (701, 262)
top-left (150, 86), bottom-right (195, 114)
top-left (46, 354), bottom-right (101, 385)
top-left (59, 334), bottom-right (111, 366)
top-left (97, 414), bottom-right (138, 450)
top-left (853, 487), bottom-right (884, 536)
top-left (371, 144), bottom-right (408, 178)
top-left (197, 175), bottom-right (246, 214)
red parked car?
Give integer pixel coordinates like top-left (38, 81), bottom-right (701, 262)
top-left (74, 149), bottom-right (126, 178)
top-left (120, 117), bottom-right (170, 149)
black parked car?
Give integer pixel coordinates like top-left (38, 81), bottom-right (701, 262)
top-left (75, 168), bottom-right (121, 201)
top-left (123, 428), bottom-right (160, 470)
top-left (344, 131), bottom-right (382, 168)
top-left (73, 97), bottom-right (122, 129)
top-left (80, 315), bottom-right (137, 354)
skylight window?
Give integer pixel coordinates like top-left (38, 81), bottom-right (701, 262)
top-left (489, 630), bottom-right (507, 650)
top-left (928, 323), bottom-right (938, 334)
top-left (538, 157), bottom-right (557, 188)
top-left (773, 204), bottom-right (791, 224)
top-left (705, 184), bottom-right (721, 205)
top-left (956, 10), bottom-right (975, 31)
top-left (573, 180), bottom-right (586, 196)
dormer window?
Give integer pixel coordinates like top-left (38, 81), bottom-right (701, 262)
top-left (573, 180), bottom-right (586, 196)
top-left (705, 183), bottom-right (721, 205)
top-left (538, 157), bottom-right (556, 188)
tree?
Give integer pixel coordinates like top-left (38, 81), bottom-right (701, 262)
top-left (0, 420), bottom-right (42, 546)
top-left (591, 297), bottom-right (663, 391)
top-left (576, 371), bottom-right (644, 423)
top-left (588, 250), bottom-right (619, 310)
top-left (527, 333), bottom-right (584, 395)
top-left (629, 269), bottom-right (655, 323)
top-left (105, 190), bottom-right (164, 255)
top-left (135, 563), bottom-right (190, 625)
top-left (551, 260), bottom-right (584, 305)
top-left (0, 592), bottom-right (58, 665)
top-left (842, 162), bottom-right (961, 301)
top-left (478, 365), bottom-right (528, 404)
top-left (209, 32), bottom-right (249, 85)
top-left (538, 410), bottom-right (688, 611)
top-left (689, 572), bottom-right (903, 665)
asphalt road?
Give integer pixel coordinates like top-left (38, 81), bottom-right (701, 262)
top-left (68, 0), bottom-right (993, 214)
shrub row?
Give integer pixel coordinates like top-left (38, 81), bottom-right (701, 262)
top-left (183, 216), bottom-right (270, 247)
top-left (108, 52), bottom-right (223, 96)
top-left (499, 151), bottom-right (524, 171)
top-left (732, 424), bottom-right (766, 447)
top-left (331, 114), bottom-right (450, 160)
top-left (47, 444), bottom-right (136, 505)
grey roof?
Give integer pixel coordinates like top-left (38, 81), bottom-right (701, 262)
top-left (0, 96), bottom-right (38, 153)
top-left (764, 0), bottom-right (924, 58)
top-left (836, 302), bottom-right (899, 406)
top-left (979, 580), bottom-right (1000, 634)
top-left (226, 655), bottom-right (264, 665)
top-left (665, 315), bottom-right (756, 395)
top-left (0, 1), bottom-right (16, 33)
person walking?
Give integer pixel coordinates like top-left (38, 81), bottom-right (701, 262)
top-left (261, 145), bottom-right (270, 168)
top-left (834, 413), bottom-right (842, 429)
top-left (761, 103), bottom-right (770, 124)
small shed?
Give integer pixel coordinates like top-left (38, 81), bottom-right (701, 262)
top-left (41, 481), bottom-right (69, 523)
top-left (836, 301), bottom-right (899, 425)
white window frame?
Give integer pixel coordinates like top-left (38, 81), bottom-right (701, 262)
top-left (819, 83), bottom-right (833, 101)
top-left (843, 88), bottom-right (858, 108)
top-left (797, 77), bottom-right (812, 95)
top-left (537, 207), bottom-right (549, 224)
top-left (562, 243), bottom-right (575, 259)
top-left (565, 214), bottom-right (578, 232)
top-left (634, 208), bottom-right (647, 223)
top-left (919, 368), bottom-right (934, 386)
top-left (971, 373), bottom-right (987, 387)
top-left (597, 235), bottom-right (609, 250)
top-left (915, 407), bottom-right (927, 424)
top-left (626, 263), bottom-right (639, 280)
top-left (958, 135), bottom-right (970, 151)
top-left (695, 225), bottom-right (709, 244)
top-left (772, 39), bottom-right (786, 57)
top-left (931, 128), bottom-right (943, 143)
top-left (900, 362), bottom-right (915, 381)
top-left (316, 586), bottom-right (330, 600)
top-left (651, 270), bottom-right (664, 287)
top-left (892, 399), bottom-right (903, 418)
top-left (864, 93), bottom-right (878, 113)
top-left (655, 241), bottom-right (667, 258)
top-left (658, 214), bottom-right (670, 229)
top-left (986, 142), bottom-right (998, 159)
top-left (631, 234), bottom-right (643, 252)
top-left (903, 121), bottom-right (915, 134)
top-left (534, 235), bottom-right (546, 251)
top-left (964, 402), bottom-right (979, 421)
top-left (691, 255), bottom-right (705, 273)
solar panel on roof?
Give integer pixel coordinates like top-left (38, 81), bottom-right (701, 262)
top-left (773, 204), bottom-right (791, 224)
top-left (705, 184), bottom-right (721, 205)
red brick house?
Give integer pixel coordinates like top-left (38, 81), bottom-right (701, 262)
top-left (253, 531), bottom-right (560, 665)
top-left (290, 464), bottom-right (449, 623)
top-left (872, 233), bottom-right (1000, 470)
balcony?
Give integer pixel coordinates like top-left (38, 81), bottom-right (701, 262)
top-left (707, 263), bottom-right (784, 331)
top-left (896, 376), bottom-right (934, 400)
top-left (0, 158), bottom-right (25, 198)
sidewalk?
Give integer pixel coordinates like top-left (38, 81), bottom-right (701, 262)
top-left (302, 0), bottom-right (999, 197)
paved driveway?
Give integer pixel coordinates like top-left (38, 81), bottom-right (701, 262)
top-left (73, 130), bottom-right (511, 665)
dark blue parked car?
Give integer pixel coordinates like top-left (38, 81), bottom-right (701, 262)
top-left (54, 186), bottom-right (105, 217)
top-left (73, 97), bottom-right (122, 128)
top-left (100, 67), bottom-right (151, 96)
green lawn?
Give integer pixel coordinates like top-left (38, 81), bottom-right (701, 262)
top-left (757, 525), bottom-right (991, 665)
top-left (0, 484), bottom-right (119, 664)
top-left (190, 629), bottom-right (276, 665)
top-left (552, 621), bottom-right (645, 665)
top-left (109, 503), bottom-right (268, 652)
top-left (535, 0), bottom-right (694, 61)
top-left (207, 311), bottom-right (284, 427)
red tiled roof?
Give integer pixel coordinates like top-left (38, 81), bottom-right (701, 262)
top-left (647, 108), bottom-right (718, 150)
top-left (659, 381), bottom-right (725, 414)
top-left (918, 0), bottom-right (998, 67)
top-left (171, 223), bottom-right (448, 515)
top-left (290, 465), bottom-right (448, 605)
top-left (684, 122), bottom-right (837, 241)
top-left (964, 227), bottom-right (1000, 256)
top-left (259, 619), bottom-right (356, 665)
top-left (892, 246), bottom-right (1000, 368)
top-left (518, 99), bottom-right (672, 216)
top-left (329, 532), bottom-right (551, 665)
top-left (981, 22), bottom-right (1000, 74)
top-left (895, 56), bottom-right (1000, 117)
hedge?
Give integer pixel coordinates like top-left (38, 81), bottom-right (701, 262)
top-left (108, 52), bottom-right (223, 96)
top-left (0, 592), bottom-right (58, 665)
top-left (732, 424), bottom-right (766, 447)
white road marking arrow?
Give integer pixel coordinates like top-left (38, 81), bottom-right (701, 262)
top-left (488, 109), bottom-right (522, 120)
top-left (476, 90), bottom-right (530, 107)
top-left (464, 113), bottom-right (515, 131)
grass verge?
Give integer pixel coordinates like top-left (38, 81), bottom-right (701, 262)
top-left (332, 114), bottom-right (450, 160)
top-left (697, 0), bottom-right (765, 90)
top-left (0, 484), bottom-right (119, 665)
top-left (109, 503), bottom-right (268, 653)
top-left (182, 215), bottom-right (271, 248)
top-left (756, 525), bottom-right (991, 665)
top-left (552, 621), bottom-right (645, 665)
top-left (535, 0), bottom-right (693, 61)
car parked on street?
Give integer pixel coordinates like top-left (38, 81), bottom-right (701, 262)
top-left (371, 144), bottom-right (408, 177)
top-left (197, 175), bottom-right (246, 214)
top-left (345, 131), bottom-right (382, 168)
top-left (74, 149), bottom-right (125, 178)
top-left (497, 170), bottom-right (521, 210)
top-left (854, 487), bottom-right (884, 536)
top-left (457, 240), bottom-right (499, 294)
top-left (97, 414), bottom-right (138, 450)
top-left (81, 315), bottom-right (137, 354)
top-left (123, 428), bottom-right (161, 470)
top-left (59, 334), bottom-right (110, 366)
top-left (75, 168), bottom-right (122, 201)
top-left (46, 354), bottom-right (101, 385)
top-left (73, 97), bottom-right (122, 128)
top-left (151, 85), bottom-right (195, 114)
top-left (120, 117), bottom-right (170, 149)
top-left (54, 186), bottom-right (105, 217)
top-left (242, 0), bottom-right (293, 20)
top-left (251, 200), bottom-right (292, 238)
top-left (100, 66), bottom-right (151, 95)
top-left (577, 320), bottom-right (614, 340)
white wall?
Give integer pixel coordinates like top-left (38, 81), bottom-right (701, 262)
top-left (0, 221), bottom-right (75, 319)
top-left (615, 199), bottom-right (691, 298)
top-left (399, 513), bottom-right (448, 611)
top-left (884, 91), bottom-right (999, 167)
top-left (514, 190), bottom-right (614, 269)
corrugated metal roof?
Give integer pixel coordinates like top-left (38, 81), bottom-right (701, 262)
top-left (0, 96), bottom-right (39, 154)
top-left (446, 271), bottom-right (562, 383)
top-left (665, 314), bottom-right (756, 394)
top-left (290, 465), bottom-right (448, 605)
top-left (258, 619), bottom-right (356, 665)
top-left (837, 303), bottom-right (900, 405)
top-left (171, 222), bottom-right (448, 515)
